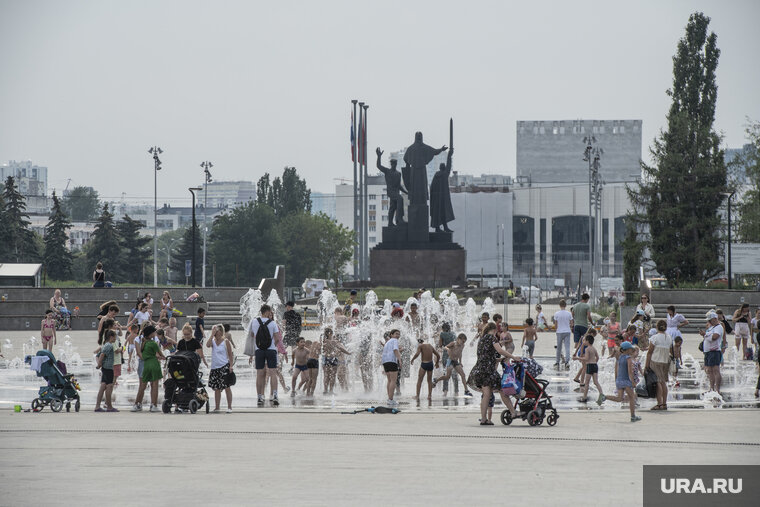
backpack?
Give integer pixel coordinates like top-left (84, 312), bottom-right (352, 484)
top-left (501, 363), bottom-right (523, 396)
top-left (255, 318), bottom-right (273, 350)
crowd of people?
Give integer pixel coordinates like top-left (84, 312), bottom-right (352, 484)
top-left (39, 286), bottom-right (759, 421)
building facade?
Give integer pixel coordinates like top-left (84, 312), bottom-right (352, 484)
top-left (201, 180), bottom-right (256, 208)
top-left (1, 160), bottom-right (50, 214)
top-left (310, 192), bottom-right (337, 219)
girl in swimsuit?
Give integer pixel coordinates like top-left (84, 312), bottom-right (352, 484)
top-left (41, 310), bottom-right (57, 351)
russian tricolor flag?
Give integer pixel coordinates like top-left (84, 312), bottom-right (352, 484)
top-left (350, 108), bottom-right (356, 162)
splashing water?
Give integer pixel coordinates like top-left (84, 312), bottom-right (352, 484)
top-left (240, 288), bottom-right (265, 331)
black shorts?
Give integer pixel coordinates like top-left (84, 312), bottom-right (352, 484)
top-left (254, 349), bottom-right (278, 370)
top-left (421, 361), bottom-right (434, 372)
top-left (383, 362), bottom-right (399, 373)
top-left (306, 358), bottom-right (319, 369)
top-left (704, 350), bottom-right (721, 367)
top-left (100, 368), bottom-right (114, 385)
top-left (586, 363), bottom-right (598, 375)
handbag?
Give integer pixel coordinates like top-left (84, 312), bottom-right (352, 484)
top-left (224, 370), bottom-right (237, 386)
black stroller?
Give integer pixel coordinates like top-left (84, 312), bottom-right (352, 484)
top-left (500, 361), bottom-right (559, 426)
top-left (162, 351), bottom-right (209, 414)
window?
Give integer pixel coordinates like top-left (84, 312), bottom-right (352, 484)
top-left (369, 194), bottom-right (376, 200)
top-left (619, 125), bottom-right (625, 134)
top-left (381, 194), bottom-right (387, 200)
top-left (382, 203), bottom-right (388, 210)
top-left (382, 216), bottom-right (387, 222)
top-left (369, 236), bottom-right (376, 243)
top-left (599, 121), bottom-right (605, 134)
top-left (369, 204), bottom-right (376, 210)
top-left (559, 126), bottom-right (565, 134)
top-left (369, 225), bottom-right (376, 232)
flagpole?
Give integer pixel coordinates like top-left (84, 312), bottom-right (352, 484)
top-left (358, 103), bottom-right (365, 281)
top-left (363, 103), bottom-right (369, 281)
top-left (351, 100), bottom-right (358, 280)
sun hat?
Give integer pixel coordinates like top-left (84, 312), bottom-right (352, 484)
top-left (620, 342), bottom-right (634, 351)
top-left (706, 311), bottom-right (718, 321)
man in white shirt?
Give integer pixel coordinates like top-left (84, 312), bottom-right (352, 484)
top-left (552, 299), bottom-right (574, 369)
top-left (246, 304), bottom-right (283, 406)
top-left (699, 311), bottom-right (724, 394)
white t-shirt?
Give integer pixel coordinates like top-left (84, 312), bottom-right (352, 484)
top-left (537, 312), bottom-right (546, 327)
top-left (134, 311), bottom-right (151, 325)
top-left (666, 313), bottom-right (686, 330)
top-left (703, 324), bottom-right (724, 352)
top-left (553, 310), bottom-right (573, 334)
top-left (381, 338), bottom-right (400, 364)
top-left (649, 332), bottom-right (673, 363)
top-left (249, 318), bottom-right (280, 351)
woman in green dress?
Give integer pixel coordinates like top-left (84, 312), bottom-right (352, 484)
top-left (134, 324), bottom-right (165, 412)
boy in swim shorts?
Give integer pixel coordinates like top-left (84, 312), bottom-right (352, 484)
top-left (672, 336), bottom-right (683, 388)
top-left (433, 334), bottom-right (473, 396)
top-left (580, 335), bottom-right (605, 405)
top-left (291, 337), bottom-right (310, 396)
top-left (410, 338), bottom-right (440, 401)
top-left (306, 338), bottom-right (321, 396)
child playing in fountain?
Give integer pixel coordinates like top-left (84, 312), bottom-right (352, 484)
top-left (291, 337), bottom-right (310, 396)
top-left (381, 329), bottom-right (402, 406)
top-left (322, 328), bottom-right (350, 395)
top-left (572, 328), bottom-right (597, 390)
top-left (521, 318), bottom-right (538, 359)
top-left (306, 339), bottom-right (321, 396)
top-left (600, 341), bottom-right (641, 421)
top-left (41, 310), bottom-right (57, 351)
top-left (410, 338), bottom-right (441, 401)
top-left (94, 329), bottom-right (118, 412)
top-left (672, 336), bottom-right (683, 388)
top-left (432, 333), bottom-right (472, 396)
top-left (580, 335), bottom-right (605, 405)
top-left (125, 323), bottom-right (139, 373)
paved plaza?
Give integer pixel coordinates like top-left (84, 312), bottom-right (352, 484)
top-left (1, 409), bottom-right (758, 506)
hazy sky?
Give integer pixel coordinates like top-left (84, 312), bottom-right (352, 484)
top-left (1, 0), bottom-right (758, 206)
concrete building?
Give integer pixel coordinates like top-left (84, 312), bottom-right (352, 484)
top-left (516, 120), bottom-right (642, 184)
top-left (335, 175), bottom-right (389, 277)
top-left (310, 192), bottom-right (337, 219)
top-left (201, 180), bottom-right (256, 208)
top-left (1, 160), bottom-right (50, 214)
top-left (112, 203), bottom-right (225, 236)
top-left (449, 188), bottom-right (513, 282)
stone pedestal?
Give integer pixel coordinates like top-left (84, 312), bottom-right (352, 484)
top-left (407, 204), bottom-right (429, 243)
top-left (370, 248), bottom-right (466, 287)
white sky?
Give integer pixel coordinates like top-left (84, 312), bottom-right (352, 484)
top-left (1, 0), bottom-right (758, 205)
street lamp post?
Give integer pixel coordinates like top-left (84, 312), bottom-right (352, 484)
top-left (722, 191), bottom-right (736, 289)
top-left (583, 136), bottom-right (603, 301)
top-left (189, 187), bottom-right (203, 287)
top-left (200, 161), bottom-right (213, 288)
top-left (148, 146), bottom-right (163, 287)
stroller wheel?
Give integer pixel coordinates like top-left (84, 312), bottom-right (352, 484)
top-left (75, 400), bottom-right (81, 412)
top-left (500, 409), bottom-right (513, 425)
top-left (162, 400), bottom-right (172, 414)
top-left (547, 413), bottom-right (558, 426)
top-left (66, 402), bottom-right (71, 412)
top-left (205, 400), bottom-right (210, 414)
top-left (188, 399), bottom-right (199, 414)
top-left (31, 399), bottom-right (42, 412)
top-left (527, 410), bottom-right (541, 426)
top-left (50, 399), bottom-right (64, 413)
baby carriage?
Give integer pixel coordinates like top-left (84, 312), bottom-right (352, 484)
top-left (27, 350), bottom-right (81, 412)
top-left (500, 360), bottom-right (558, 427)
top-left (162, 351), bottom-right (209, 414)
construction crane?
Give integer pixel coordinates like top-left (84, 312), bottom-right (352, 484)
top-left (334, 178), bottom-right (351, 185)
top-left (63, 178), bottom-right (72, 196)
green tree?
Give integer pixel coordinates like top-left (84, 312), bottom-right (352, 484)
top-left (312, 212), bottom-right (355, 284)
top-left (169, 224), bottom-right (203, 285)
top-left (729, 120), bottom-right (760, 242)
top-left (116, 214), bottom-right (153, 283)
top-left (43, 192), bottom-right (73, 280)
top-left (210, 202), bottom-right (284, 286)
top-left (87, 203), bottom-right (121, 281)
top-left (256, 167), bottom-right (311, 218)
top-left (628, 12), bottom-right (726, 283)
top-left (1, 176), bottom-right (41, 262)
top-left (157, 227), bottom-right (189, 284)
top-left (621, 215), bottom-right (645, 302)
top-left (61, 186), bottom-right (100, 222)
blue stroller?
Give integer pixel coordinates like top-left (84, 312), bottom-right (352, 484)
top-left (27, 350), bottom-right (81, 412)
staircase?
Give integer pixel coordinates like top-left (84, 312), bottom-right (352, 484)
top-left (188, 301), bottom-right (244, 330)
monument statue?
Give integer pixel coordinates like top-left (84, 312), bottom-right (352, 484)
top-left (429, 147), bottom-right (454, 232)
top-left (402, 132), bottom-right (447, 206)
top-left (375, 147), bottom-right (407, 226)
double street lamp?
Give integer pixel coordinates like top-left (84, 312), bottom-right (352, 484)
top-left (722, 191), bottom-right (736, 289)
top-left (200, 161), bottom-right (213, 288)
top-left (148, 146), bottom-right (163, 287)
top-left (188, 187), bottom-right (203, 287)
